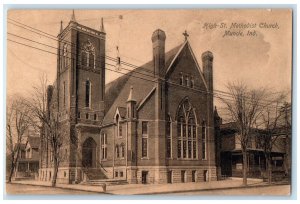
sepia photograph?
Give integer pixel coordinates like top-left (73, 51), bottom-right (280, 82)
top-left (5, 8), bottom-right (292, 197)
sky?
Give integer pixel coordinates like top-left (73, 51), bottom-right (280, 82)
top-left (6, 9), bottom-right (292, 108)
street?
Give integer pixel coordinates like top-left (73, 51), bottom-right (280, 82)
top-left (5, 183), bottom-right (290, 196)
top-left (5, 183), bottom-right (101, 195)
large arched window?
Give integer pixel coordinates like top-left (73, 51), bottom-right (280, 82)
top-left (177, 98), bottom-right (197, 159)
top-left (81, 39), bottom-right (95, 68)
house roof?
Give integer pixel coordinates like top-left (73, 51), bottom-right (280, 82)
top-left (102, 43), bottom-right (183, 125)
top-left (26, 137), bottom-right (40, 149)
top-left (14, 143), bottom-right (26, 152)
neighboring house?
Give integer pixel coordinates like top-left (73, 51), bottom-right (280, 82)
top-left (214, 106), bottom-right (291, 179)
top-left (40, 12), bottom-right (217, 184)
top-left (15, 137), bottom-right (40, 179)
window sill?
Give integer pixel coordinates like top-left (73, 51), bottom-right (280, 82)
top-left (141, 157), bottom-right (149, 160)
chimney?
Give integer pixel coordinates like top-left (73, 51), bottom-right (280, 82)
top-left (151, 29), bottom-right (166, 78)
top-left (202, 51), bottom-right (214, 92)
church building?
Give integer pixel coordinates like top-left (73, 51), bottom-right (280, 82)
top-left (39, 11), bottom-right (217, 184)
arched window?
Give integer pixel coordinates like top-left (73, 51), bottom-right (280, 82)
top-left (63, 44), bottom-right (68, 68)
top-left (179, 72), bottom-right (183, 85)
top-left (85, 80), bottom-right (91, 108)
top-left (101, 133), bottom-right (107, 160)
top-left (89, 53), bottom-right (95, 68)
top-left (166, 116), bottom-right (172, 158)
top-left (116, 114), bottom-right (122, 138)
top-left (202, 121), bottom-right (207, 160)
top-left (120, 143), bottom-right (125, 158)
top-left (82, 39), bottom-right (95, 68)
top-left (115, 144), bottom-right (119, 158)
top-left (177, 98), bottom-right (197, 159)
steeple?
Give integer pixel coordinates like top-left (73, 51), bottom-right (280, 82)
top-left (71, 9), bottom-right (76, 22)
top-left (100, 17), bottom-right (105, 33)
top-left (60, 21), bottom-right (63, 33)
top-left (127, 86), bottom-right (136, 102)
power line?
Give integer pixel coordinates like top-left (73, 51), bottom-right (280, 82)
top-left (7, 37), bottom-right (284, 110)
top-left (7, 18), bottom-right (287, 105)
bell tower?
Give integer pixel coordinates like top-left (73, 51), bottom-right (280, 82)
top-left (57, 13), bottom-right (106, 125)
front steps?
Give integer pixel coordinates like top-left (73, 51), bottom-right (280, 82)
top-left (82, 179), bottom-right (128, 186)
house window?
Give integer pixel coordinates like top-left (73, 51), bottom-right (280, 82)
top-left (166, 116), bottom-right (172, 158)
top-left (78, 112), bottom-right (81, 118)
top-left (142, 121), bottom-right (148, 158)
top-left (177, 99), bottom-right (197, 159)
top-left (101, 133), bottom-right (107, 159)
top-left (86, 113), bottom-right (89, 119)
top-left (120, 171), bottom-right (123, 177)
top-left (85, 80), bottom-right (91, 108)
top-left (115, 171), bottom-right (118, 177)
top-left (94, 114), bottom-right (97, 120)
top-left (202, 121), bottom-right (207, 160)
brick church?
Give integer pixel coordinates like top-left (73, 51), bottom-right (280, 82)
top-left (39, 11), bottom-right (217, 184)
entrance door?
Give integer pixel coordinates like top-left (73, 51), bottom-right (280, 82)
top-left (142, 171), bottom-right (148, 184)
top-left (82, 137), bottom-right (97, 168)
top-left (167, 171), bottom-right (172, 183)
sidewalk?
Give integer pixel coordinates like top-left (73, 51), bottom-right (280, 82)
top-left (12, 178), bottom-right (275, 195)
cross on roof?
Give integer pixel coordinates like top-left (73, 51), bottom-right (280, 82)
top-left (183, 30), bottom-right (189, 40)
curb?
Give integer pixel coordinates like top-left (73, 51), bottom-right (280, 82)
top-left (136, 183), bottom-right (290, 195)
top-left (8, 182), bottom-right (111, 195)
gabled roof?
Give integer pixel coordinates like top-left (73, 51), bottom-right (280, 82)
top-left (102, 43), bottom-right (183, 125)
top-left (26, 137), bottom-right (40, 149)
top-left (165, 40), bottom-right (208, 90)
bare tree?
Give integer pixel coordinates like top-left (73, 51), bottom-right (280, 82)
top-left (255, 94), bottom-right (289, 184)
top-left (27, 74), bottom-right (66, 187)
top-left (6, 95), bottom-right (32, 183)
top-left (219, 82), bottom-right (267, 186)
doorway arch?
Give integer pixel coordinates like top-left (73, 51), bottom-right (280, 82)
top-left (82, 137), bottom-right (97, 168)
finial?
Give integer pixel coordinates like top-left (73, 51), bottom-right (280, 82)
top-left (60, 21), bottom-right (63, 33)
top-left (183, 30), bottom-right (189, 41)
top-left (127, 86), bottom-right (136, 102)
top-left (71, 9), bottom-right (76, 22)
top-left (100, 17), bottom-right (105, 32)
